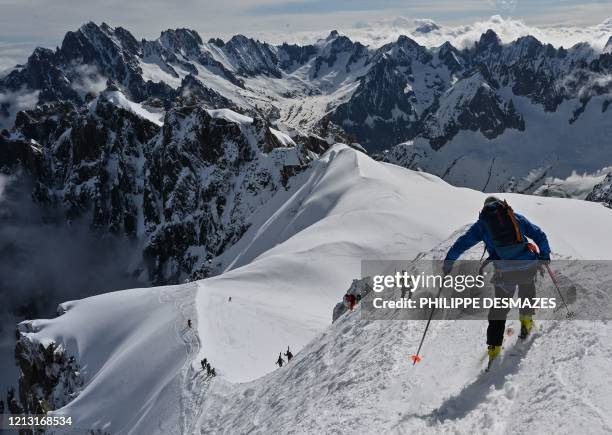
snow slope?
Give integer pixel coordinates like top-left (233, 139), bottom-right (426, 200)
top-left (20, 145), bottom-right (612, 433)
top-left (195, 302), bottom-right (612, 434)
top-left (22, 284), bottom-right (199, 434)
top-left (386, 94), bottom-right (612, 192)
top-left (95, 90), bottom-right (165, 126)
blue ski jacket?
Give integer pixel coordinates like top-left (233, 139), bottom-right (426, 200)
top-left (444, 213), bottom-right (551, 265)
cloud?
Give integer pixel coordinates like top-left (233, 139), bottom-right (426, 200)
top-left (0, 0), bottom-right (609, 52)
top-left (0, 176), bottom-right (145, 310)
top-left (0, 175), bottom-right (145, 396)
top-left (0, 174), bottom-right (9, 200)
top-left (0, 65), bottom-right (103, 130)
top-left (0, 87), bottom-right (40, 130)
top-left (534, 166), bottom-right (612, 199)
top-left (491, 0), bottom-right (517, 13)
top-left (253, 15), bottom-right (612, 51)
top-left (0, 43), bottom-right (37, 76)
top-left (70, 64), bottom-right (107, 98)
top-left (560, 70), bottom-right (612, 100)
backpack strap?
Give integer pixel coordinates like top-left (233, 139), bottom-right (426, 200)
top-left (501, 200), bottom-right (523, 243)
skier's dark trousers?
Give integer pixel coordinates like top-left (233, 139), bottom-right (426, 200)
top-left (487, 268), bottom-right (537, 346)
top-left (443, 196), bottom-right (551, 363)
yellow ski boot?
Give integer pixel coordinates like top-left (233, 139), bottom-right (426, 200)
top-left (486, 345), bottom-right (502, 370)
top-left (519, 315), bottom-right (534, 339)
top-left (487, 345), bottom-right (502, 361)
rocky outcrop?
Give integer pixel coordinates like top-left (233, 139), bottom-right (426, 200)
top-left (222, 35), bottom-right (282, 78)
top-left (142, 107), bottom-right (313, 282)
top-left (1, 97), bottom-right (316, 284)
top-left (332, 277), bottom-right (373, 322)
top-left (421, 68), bottom-right (524, 148)
top-left (4, 96), bottom-right (159, 235)
top-left (9, 321), bottom-right (83, 415)
top-left (586, 173), bottom-right (612, 207)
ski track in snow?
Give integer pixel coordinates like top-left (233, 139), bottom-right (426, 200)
top-left (191, 306), bottom-right (612, 434)
top-left (159, 283), bottom-right (206, 434)
top-left (396, 320), bottom-right (612, 434)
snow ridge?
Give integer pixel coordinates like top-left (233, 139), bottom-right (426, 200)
top-left (13, 146), bottom-right (612, 434)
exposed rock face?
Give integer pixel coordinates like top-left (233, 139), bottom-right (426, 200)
top-left (586, 173), bottom-right (612, 207)
top-left (332, 277), bottom-right (373, 322)
top-left (3, 22), bottom-right (610, 152)
top-left (1, 95), bottom-right (317, 284)
top-left (312, 32), bottom-right (369, 78)
top-left (141, 107), bottom-right (313, 283)
top-left (2, 96), bottom-right (159, 236)
top-left (421, 68), bottom-right (524, 149)
top-left (175, 75), bottom-right (237, 109)
top-left (327, 31), bottom-right (610, 150)
top-left (327, 35), bottom-right (432, 149)
top-left (2, 21), bottom-right (612, 284)
top-left (10, 321), bottom-right (83, 415)
top-left (223, 35), bottom-right (283, 78)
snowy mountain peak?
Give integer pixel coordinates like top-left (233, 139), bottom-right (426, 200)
top-left (28, 46), bottom-right (55, 62)
top-left (383, 34), bottom-right (431, 63)
top-left (515, 34), bottom-right (542, 49)
top-left (208, 37), bottom-right (225, 48)
top-left (396, 34), bottom-right (423, 49)
top-left (477, 28), bottom-right (502, 49)
top-left (223, 34), bottom-right (281, 78)
top-left (159, 28), bottom-right (203, 55)
top-left (421, 66), bottom-right (523, 148)
top-left (326, 30), bottom-right (340, 41)
top-left (74, 21), bottom-right (138, 55)
top-left (437, 41), bottom-right (464, 72)
top-left (78, 20), bottom-right (105, 35)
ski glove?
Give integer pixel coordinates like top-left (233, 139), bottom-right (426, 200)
top-left (537, 253), bottom-right (550, 277)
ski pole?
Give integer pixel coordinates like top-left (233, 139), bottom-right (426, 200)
top-left (544, 263), bottom-right (575, 319)
top-left (411, 285), bottom-right (443, 365)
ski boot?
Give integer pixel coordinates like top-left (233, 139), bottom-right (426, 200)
top-left (486, 345), bottom-right (502, 371)
top-left (519, 315), bottom-right (534, 339)
top-left (487, 345), bottom-right (502, 361)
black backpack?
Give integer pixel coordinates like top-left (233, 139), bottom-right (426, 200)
top-left (479, 200), bottom-right (526, 259)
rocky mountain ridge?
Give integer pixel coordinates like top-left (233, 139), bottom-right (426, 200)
top-left (1, 21), bottom-right (611, 286)
top-left (2, 22), bottom-right (610, 146)
top-left (1, 92), bottom-right (325, 284)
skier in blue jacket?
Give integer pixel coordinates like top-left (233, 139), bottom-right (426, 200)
top-left (443, 196), bottom-right (551, 364)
